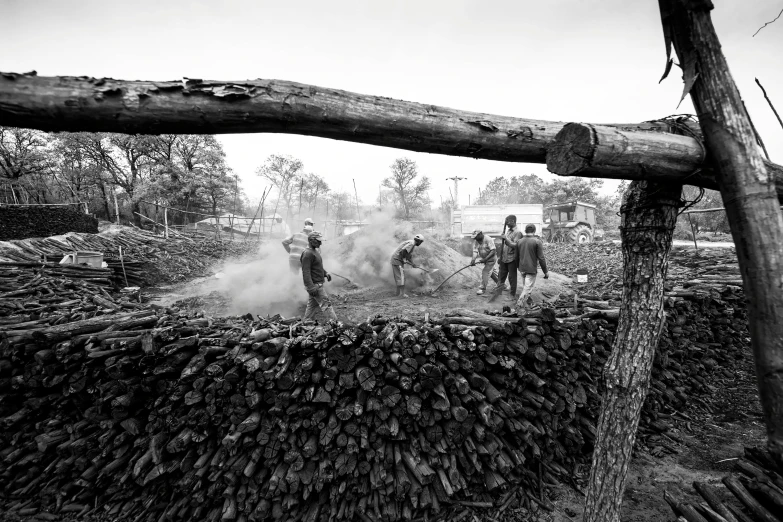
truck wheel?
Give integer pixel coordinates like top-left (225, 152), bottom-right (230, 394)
top-left (569, 224), bottom-right (592, 244)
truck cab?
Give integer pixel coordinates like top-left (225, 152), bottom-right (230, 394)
top-left (542, 201), bottom-right (601, 243)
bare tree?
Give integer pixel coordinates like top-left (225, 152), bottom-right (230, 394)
top-left (382, 158), bottom-right (431, 219)
top-left (256, 154), bottom-right (304, 223)
top-left (0, 127), bottom-right (52, 203)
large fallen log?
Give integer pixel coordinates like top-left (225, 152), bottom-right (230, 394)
top-left (546, 122), bottom-right (783, 201)
top-left (2, 72), bottom-right (783, 194)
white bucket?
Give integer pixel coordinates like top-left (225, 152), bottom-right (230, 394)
top-left (576, 269), bottom-right (588, 283)
top-left (60, 251), bottom-right (104, 268)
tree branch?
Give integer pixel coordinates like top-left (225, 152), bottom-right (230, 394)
top-left (753, 7), bottom-right (783, 37)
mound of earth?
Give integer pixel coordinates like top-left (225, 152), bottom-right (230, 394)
top-left (321, 220), bottom-right (481, 290)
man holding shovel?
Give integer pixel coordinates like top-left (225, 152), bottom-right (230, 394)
top-left (490, 215), bottom-right (524, 302)
top-left (301, 231), bottom-right (338, 322)
top-left (390, 234), bottom-right (425, 298)
top-left (470, 230), bottom-right (496, 295)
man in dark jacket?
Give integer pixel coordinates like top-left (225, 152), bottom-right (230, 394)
top-left (515, 224), bottom-right (549, 311)
top-left (300, 231), bottom-right (337, 322)
top-left (492, 214), bottom-right (524, 301)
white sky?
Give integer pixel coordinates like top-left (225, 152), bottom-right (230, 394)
top-left (3, 0), bottom-right (782, 206)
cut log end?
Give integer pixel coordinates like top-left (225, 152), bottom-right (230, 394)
top-left (546, 122), bottom-right (595, 176)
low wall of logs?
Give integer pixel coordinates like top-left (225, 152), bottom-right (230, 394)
top-left (0, 270), bottom-right (749, 521)
top-left (0, 206), bottom-right (98, 241)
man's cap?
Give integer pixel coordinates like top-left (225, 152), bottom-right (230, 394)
top-left (308, 231), bottom-right (324, 240)
top-left (304, 217), bottom-right (315, 225)
top-left (413, 234), bottom-right (424, 241)
top-left (471, 230), bottom-right (483, 238)
top-left (525, 224), bottom-right (536, 233)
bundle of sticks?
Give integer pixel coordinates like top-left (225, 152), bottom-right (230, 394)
top-left (0, 278), bottom-right (750, 522)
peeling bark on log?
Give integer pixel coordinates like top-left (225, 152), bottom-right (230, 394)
top-left (2, 72), bottom-right (783, 194)
top-left (583, 181), bottom-right (681, 522)
top-left (660, 0), bottom-right (783, 466)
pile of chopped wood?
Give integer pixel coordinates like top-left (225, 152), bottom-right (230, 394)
top-left (0, 265), bottom-right (751, 522)
top-left (0, 227), bottom-right (259, 287)
top-left (664, 447), bottom-right (783, 522)
top-left (0, 264), bottom-right (143, 328)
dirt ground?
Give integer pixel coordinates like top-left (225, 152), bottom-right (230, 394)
top-left (146, 247), bottom-right (765, 522)
top-left (549, 352), bottom-right (765, 522)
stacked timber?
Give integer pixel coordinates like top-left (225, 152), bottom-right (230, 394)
top-left (0, 284), bottom-right (751, 522)
top-left (0, 227), bottom-right (258, 287)
top-left (664, 447), bottom-right (783, 522)
top-left (0, 306), bottom-right (592, 521)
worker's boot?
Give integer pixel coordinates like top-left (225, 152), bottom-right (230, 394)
top-left (400, 285), bottom-right (409, 298)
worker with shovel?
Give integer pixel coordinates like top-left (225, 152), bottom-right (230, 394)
top-left (282, 218), bottom-right (315, 274)
top-left (390, 234), bottom-right (425, 298)
top-left (470, 229), bottom-right (497, 295)
top-left (490, 215), bottom-right (524, 302)
top-left (300, 231), bottom-right (338, 322)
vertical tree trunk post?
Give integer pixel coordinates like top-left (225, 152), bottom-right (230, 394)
top-left (661, 0), bottom-right (783, 465)
top-left (583, 180), bottom-right (682, 522)
top-left (687, 212), bottom-right (699, 249)
top-left (112, 189), bottom-right (120, 225)
top-left (297, 178), bottom-right (304, 223)
top-left (164, 207), bottom-right (169, 239)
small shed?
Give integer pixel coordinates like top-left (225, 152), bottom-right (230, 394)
top-left (194, 213), bottom-right (291, 237)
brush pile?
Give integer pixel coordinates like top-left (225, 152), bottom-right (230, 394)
top-left (0, 254), bottom-right (751, 522)
top-left (0, 226), bottom-right (259, 287)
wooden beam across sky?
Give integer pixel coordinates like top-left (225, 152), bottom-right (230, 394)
top-left (1, 71), bottom-right (781, 198)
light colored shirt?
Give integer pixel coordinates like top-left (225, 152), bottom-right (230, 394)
top-left (473, 236), bottom-right (496, 262)
top-left (282, 229), bottom-right (311, 261)
top-left (390, 240), bottom-right (416, 266)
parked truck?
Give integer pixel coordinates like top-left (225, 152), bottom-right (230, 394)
top-left (452, 201), bottom-right (601, 254)
top-left (541, 201), bottom-right (603, 243)
top-left (452, 204), bottom-right (544, 255)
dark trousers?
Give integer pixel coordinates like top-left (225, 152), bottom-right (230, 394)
top-left (497, 260), bottom-right (518, 295)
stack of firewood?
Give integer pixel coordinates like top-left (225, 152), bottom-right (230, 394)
top-left (0, 227), bottom-right (258, 287)
top-left (0, 279), bottom-right (751, 522)
top-left (0, 307), bottom-right (593, 521)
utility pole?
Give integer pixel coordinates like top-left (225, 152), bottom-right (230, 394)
top-left (446, 176), bottom-right (466, 209)
top-left (353, 179), bottom-right (361, 221)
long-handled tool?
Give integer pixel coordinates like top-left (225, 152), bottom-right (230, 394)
top-left (409, 265), bottom-right (440, 275)
top-left (329, 272), bottom-right (353, 283)
top-left (430, 264), bottom-right (472, 295)
top-left (487, 222), bottom-right (508, 301)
